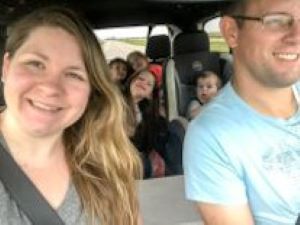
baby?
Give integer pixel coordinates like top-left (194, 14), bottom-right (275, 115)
top-left (187, 70), bottom-right (222, 120)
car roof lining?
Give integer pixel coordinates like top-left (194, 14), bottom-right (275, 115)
top-left (0, 0), bottom-right (233, 29)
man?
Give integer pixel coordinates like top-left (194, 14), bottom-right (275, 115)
top-left (183, 0), bottom-right (300, 224)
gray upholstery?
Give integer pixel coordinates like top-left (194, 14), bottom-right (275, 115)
top-left (139, 175), bottom-right (201, 225)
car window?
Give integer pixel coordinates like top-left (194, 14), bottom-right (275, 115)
top-left (95, 25), bottom-right (168, 61)
top-left (150, 25), bottom-right (169, 36)
top-left (204, 17), bottom-right (229, 53)
top-left (95, 26), bottom-right (147, 61)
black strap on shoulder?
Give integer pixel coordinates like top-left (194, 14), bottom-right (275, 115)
top-left (296, 214), bottom-right (300, 225)
top-left (0, 143), bottom-right (65, 225)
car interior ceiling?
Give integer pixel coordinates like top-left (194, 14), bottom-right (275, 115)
top-left (0, 0), bottom-right (233, 29)
top-left (0, 0), bottom-right (232, 65)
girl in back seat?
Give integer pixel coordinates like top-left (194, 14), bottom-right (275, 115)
top-left (127, 51), bottom-right (163, 88)
top-left (124, 69), bottom-right (168, 178)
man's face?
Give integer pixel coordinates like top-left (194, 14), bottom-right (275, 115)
top-left (224, 0), bottom-right (300, 88)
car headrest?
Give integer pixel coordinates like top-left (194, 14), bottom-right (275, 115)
top-left (146, 35), bottom-right (171, 61)
top-left (173, 31), bottom-right (209, 56)
top-left (175, 53), bottom-right (221, 85)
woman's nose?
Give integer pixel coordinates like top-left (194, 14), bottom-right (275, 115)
top-left (38, 73), bottom-right (64, 96)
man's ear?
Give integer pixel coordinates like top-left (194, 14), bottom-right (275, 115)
top-left (220, 16), bottom-right (240, 49)
top-left (2, 52), bottom-right (11, 83)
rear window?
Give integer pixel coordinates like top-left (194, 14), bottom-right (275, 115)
top-left (95, 25), bottom-right (168, 61)
top-left (203, 17), bottom-right (229, 53)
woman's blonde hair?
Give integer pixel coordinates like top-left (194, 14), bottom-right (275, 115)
top-left (5, 7), bottom-right (142, 225)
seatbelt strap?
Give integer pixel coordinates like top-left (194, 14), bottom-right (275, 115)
top-left (0, 143), bottom-right (65, 225)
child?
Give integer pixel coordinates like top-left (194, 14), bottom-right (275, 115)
top-left (109, 58), bottom-right (131, 84)
top-left (123, 69), bottom-right (166, 178)
top-left (187, 70), bottom-right (222, 120)
top-left (127, 51), bottom-right (163, 87)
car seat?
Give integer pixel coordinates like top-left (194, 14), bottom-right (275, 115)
top-left (164, 31), bottom-right (221, 120)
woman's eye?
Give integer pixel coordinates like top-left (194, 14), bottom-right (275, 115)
top-left (66, 72), bottom-right (85, 81)
top-left (26, 61), bottom-right (44, 70)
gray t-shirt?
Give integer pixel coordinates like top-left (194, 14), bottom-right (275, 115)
top-left (0, 181), bottom-right (87, 225)
top-left (0, 137), bottom-right (87, 225)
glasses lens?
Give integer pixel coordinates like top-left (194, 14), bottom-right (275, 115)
top-left (263, 14), bottom-right (292, 31)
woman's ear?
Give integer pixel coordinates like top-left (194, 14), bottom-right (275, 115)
top-left (2, 52), bottom-right (11, 83)
top-left (220, 16), bottom-right (240, 49)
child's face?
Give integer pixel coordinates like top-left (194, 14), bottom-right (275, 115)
top-left (110, 62), bottom-right (127, 82)
top-left (196, 75), bottom-right (219, 104)
top-left (130, 71), bottom-right (155, 101)
top-left (129, 56), bottom-right (148, 72)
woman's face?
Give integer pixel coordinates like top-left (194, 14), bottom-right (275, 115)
top-left (2, 26), bottom-right (91, 137)
top-left (130, 71), bottom-right (155, 101)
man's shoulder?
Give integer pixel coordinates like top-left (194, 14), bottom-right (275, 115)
top-left (295, 81), bottom-right (300, 91)
top-left (187, 83), bottom-right (250, 138)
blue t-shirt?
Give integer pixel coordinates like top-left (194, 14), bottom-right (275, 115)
top-left (183, 83), bottom-right (300, 225)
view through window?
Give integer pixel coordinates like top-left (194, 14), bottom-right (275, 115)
top-left (95, 25), bottom-right (168, 61)
top-left (204, 17), bottom-right (229, 53)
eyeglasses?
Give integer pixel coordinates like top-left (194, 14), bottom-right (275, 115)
top-left (230, 13), bottom-right (297, 32)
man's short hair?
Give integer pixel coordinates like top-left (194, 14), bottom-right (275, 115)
top-left (222, 0), bottom-right (250, 27)
top-left (222, 0), bottom-right (249, 15)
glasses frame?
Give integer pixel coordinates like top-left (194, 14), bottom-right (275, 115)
top-left (229, 12), bottom-right (295, 31)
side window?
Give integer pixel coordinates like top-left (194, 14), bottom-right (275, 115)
top-left (204, 17), bottom-right (229, 53)
top-left (95, 26), bottom-right (148, 61)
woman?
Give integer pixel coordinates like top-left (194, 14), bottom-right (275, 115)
top-left (0, 6), bottom-right (141, 225)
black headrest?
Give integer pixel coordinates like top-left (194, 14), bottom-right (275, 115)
top-left (146, 35), bottom-right (171, 61)
top-left (173, 32), bottom-right (209, 56)
top-left (175, 53), bottom-right (221, 85)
